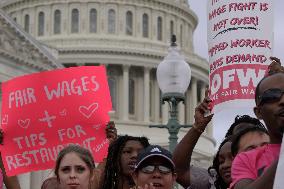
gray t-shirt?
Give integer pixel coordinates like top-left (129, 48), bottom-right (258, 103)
top-left (188, 166), bottom-right (211, 189)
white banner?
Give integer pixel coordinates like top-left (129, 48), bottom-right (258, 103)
top-left (207, 0), bottom-right (274, 112)
top-left (273, 136), bottom-right (284, 189)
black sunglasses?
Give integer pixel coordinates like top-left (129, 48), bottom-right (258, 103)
top-left (140, 165), bottom-right (172, 174)
top-left (258, 88), bottom-right (284, 105)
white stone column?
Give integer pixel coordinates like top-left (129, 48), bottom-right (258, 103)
top-left (144, 67), bottom-right (150, 122)
top-left (45, 5), bottom-right (51, 36)
top-left (31, 171), bottom-right (43, 189)
top-left (154, 80), bottom-right (160, 122)
top-left (118, 4), bottom-right (123, 35)
top-left (162, 103), bottom-right (169, 125)
top-left (201, 83), bottom-right (206, 100)
top-left (81, 3), bottom-right (87, 34)
top-left (189, 78), bottom-right (197, 124)
top-left (18, 173), bottom-right (31, 189)
top-left (30, 8), bottom-right (36, 36)
top-left (99, 3), bottom-right (105, 33)
top-left (207, 121), bottom-right (213, 137)
top-left (62, 5), bottom-right (68, 34)
top-left (185, 89), bottom-right (190, 124)
top-left (178, 102), bottom-right (185, 125)
top-left (122, 65), bottom-right (129, 121)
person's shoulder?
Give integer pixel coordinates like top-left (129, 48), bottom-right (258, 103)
top-left (190, 166), bottom-right (209, 180)
top-left (190, 166), bottom-right (210, 189)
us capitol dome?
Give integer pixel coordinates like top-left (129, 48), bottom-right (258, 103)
top-left (0, 0), bottom-right (215, 188)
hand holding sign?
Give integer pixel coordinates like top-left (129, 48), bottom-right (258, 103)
top-left (0, 66), bottom-right (112, 176)
top-left (105, 121), bottom-right (117, 144)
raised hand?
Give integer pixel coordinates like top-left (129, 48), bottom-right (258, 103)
top-left (105, 121), bottom-right (117, 144)
top-left (193, 89), bottom-right (214, 132)
top-left (268, 57), bottom-right (284, 75)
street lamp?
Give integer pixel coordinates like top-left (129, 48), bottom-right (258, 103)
top-left (150, 35), bottom-right (192, 153)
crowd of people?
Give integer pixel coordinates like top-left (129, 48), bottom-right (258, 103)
top-left (0, 57), bottom-right (283, 189)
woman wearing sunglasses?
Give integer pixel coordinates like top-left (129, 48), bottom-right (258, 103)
top-left (132, 145), bottom-right (177, 189)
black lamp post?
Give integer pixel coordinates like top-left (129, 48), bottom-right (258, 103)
top-left (150, 35), bottom-right (192, 152)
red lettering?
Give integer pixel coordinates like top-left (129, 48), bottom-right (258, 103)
top-left (209, 5), bottom-right (226, 20)
top-left (210, 57), bottom-right (224, 73)
top-left (209, 42), bottom-right (228, 57)
top-left (211, 67), bottom-right (266, 95)
top-left (229, 2), bottom-right (257, 12)
top-left (230, 16), bottom-right (258, 27)
top-left (230, 39), bottom-right (271, 49)
top-left (211, 0), bottom-right (221, 6)
top-left (260, 3), bottom-right (269, 11)
top-left (226, 54), bottom-right (267, 64)
top-left (213, 19), bottom-right (228, 31)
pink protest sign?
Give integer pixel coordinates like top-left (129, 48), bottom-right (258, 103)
top-left (207, 0), bottom-right (273, 112)
top-left (0, 66), bottom-right (112, 176)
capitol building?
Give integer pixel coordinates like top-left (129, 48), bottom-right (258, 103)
top-left (0, 0), bottom-right (215, 188)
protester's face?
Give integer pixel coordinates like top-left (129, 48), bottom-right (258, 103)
top-left (254, 73), bottom-right (284, 141)
top-left (133, 157), bottom-right (176, 189)
top-left (232, 123), bottom-right (257, 135)
top-left (58, 152), bottom-right (91, 189)
top-left (218, 142), bottom-right (233, 185)
top-left (238, 131), bottom-right (270, 153)
top-left (120, 140), bottom-right (144, 175)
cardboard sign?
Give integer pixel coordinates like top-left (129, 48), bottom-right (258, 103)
top-left (207, 0), bottom-right (273, 111)
top-left (0, 66), bottom-right (112, 176)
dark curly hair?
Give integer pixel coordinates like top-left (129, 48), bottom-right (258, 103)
top-left (208, 137), bottom-right (232, 189)
top-left (225, 115), bottom-right (266, 138)
top-left (101, 135), bottom-right (150, 189)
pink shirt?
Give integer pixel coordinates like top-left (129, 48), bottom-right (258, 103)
top-left (230, 144), bottom-right (281, 189)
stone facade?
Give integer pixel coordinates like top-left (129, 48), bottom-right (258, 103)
top-left (0, 0), bottom-right (215, 188)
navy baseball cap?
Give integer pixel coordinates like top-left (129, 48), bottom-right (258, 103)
top-left (134, 145), bottom-right (175, 171)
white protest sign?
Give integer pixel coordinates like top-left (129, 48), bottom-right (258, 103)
top-left (207, 0), bottom-right (274, 112)
top-left (273, 135), bottom-right (284, 189)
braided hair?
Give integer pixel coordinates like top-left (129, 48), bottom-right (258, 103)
top-left (208, 137), bottom-right (232, 189)
top-left (101, 135), bottom-right (150, 189)
top-left (224, 115), bottom-right (266, 138)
